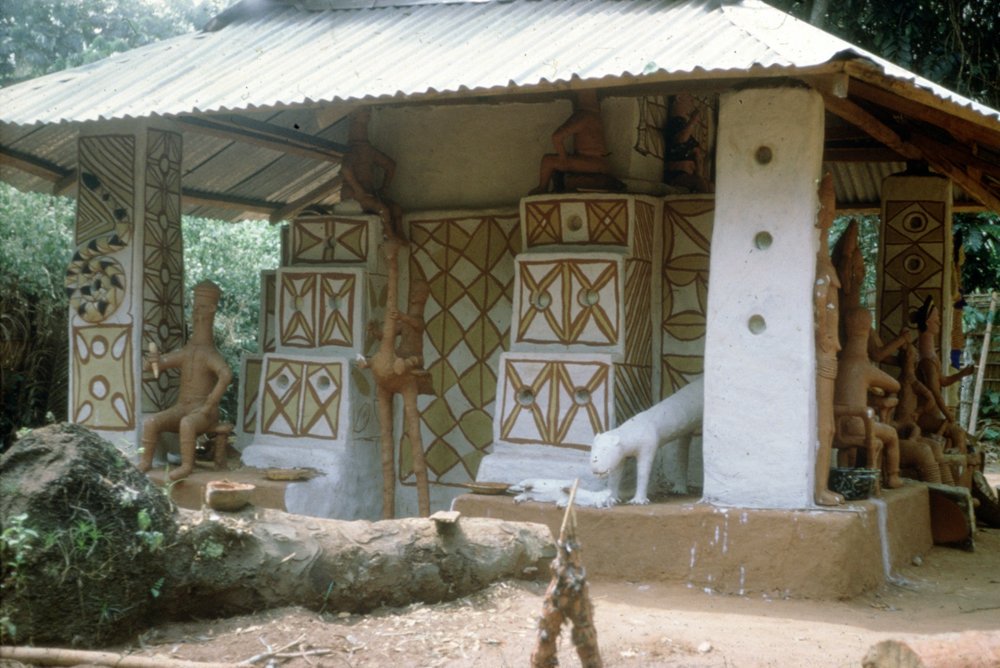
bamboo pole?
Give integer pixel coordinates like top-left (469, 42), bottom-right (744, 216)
top-left (967, 291), bottom-right (998, 434)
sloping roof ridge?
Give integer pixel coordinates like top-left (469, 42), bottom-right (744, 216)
top-left (204, 0), bottom-right (510, 30)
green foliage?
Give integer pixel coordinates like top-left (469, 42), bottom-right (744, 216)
top-left (954, 212), bottom-right (1000, 294)
top-left (0, 0), bottom-right (227, 85)
top-left (0, 513), bottom-right (40, 643)
top-left (771, 0), bottom-right (1000, 108)
top-left (183, 217), bottom-right (281, 421)
top-left (0, 183), bottom-right (75, 446)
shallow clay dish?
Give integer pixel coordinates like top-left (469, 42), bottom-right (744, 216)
top-left (462, 482), bottom-right (511, 495)
top-left (205, 480), bottom-right (255, 511)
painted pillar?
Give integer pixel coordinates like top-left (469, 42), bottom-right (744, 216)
top-left (67, 122), bottom-right (184, 452)
top-left (877, 174), bottom-right (952, 372)
top-left (702, 87), bottom-right (825, 508)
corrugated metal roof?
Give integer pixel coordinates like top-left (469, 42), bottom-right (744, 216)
top-left (1, 0), bottom-right (996, 127)
top-left (1, 0), bottom-right (997, 219)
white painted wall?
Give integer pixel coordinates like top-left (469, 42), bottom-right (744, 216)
top-left (369, 97), bottom-right (662, 212)
top-left (702, 87), bottom-right (825, 509)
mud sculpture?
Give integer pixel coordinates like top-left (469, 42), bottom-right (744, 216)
top-left (911, 296), bottom-right (977, 480)
top-left (590, 376), bottom-right (703, 505)
top-left (893, 342), bottom-right (953, 484)
top-left (814, 173), bottom-right (845, 506)
top-left (341, 107), bottom-right (404, 240)
top-left (662, 93), bottom-right (713, 193)
top-left (529, 89), bottom-right (618, 195)
top-left (830, 219), bottom-right (910, 363)
top-left (357, 239), bottom-right (432, 518)
top-left (833, 307), bottom-right (903, 489)
top-left (139, 280), bottom-right (233, 481)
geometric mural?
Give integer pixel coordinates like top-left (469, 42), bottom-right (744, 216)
top-left (514, 255), bottom-right (622, 347)
top-left (289, 215), bottom-right (371, 265)
top-left (521, 196), bottom-right (655, 257)
top-left (660, 196), bottom-right (714, 398)
top-left (496, 353), bottom-right (612, 450)
top-left (878, 196), bottom-right (948, 350)
top-left (259, 356), bottom-right (344, 440)
top-left (277, 269), bottom-right (360, 350)
top-left (67, 135), bottom-right (135, 324)
top-left (72, 324), bottom-right (135, 430)
top-left (141, 129), bottom-right (184, 412)
top-left (240, 355), bottom-right (263, 436)
top-left (403, 212), bottom-right (521, 484)
top-left (260, 271), bottom-right (276, 353)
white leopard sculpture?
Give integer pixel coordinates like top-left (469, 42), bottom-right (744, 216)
top-left (590, 376), bottom-right (704, 505)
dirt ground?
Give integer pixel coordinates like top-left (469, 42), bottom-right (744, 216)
top-left (105, 472), bottom-right (1000, 668)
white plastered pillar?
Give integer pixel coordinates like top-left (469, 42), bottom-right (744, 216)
top-left (701, 87), bottom-right (825, 509)
top-left (67, 120), bottom-right (184, 454)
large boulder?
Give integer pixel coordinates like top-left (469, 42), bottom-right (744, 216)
top-left (0, 423), bottom-right (176, 646)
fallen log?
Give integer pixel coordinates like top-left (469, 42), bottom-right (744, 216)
top-left (863, 631), bottom-right (1000, 668)
top-left (0, 423), bottom-right (554, 647)
top-left (160, 506), bottom-right (555, 618)
top-left (0, 646), bottom-right (234, 668)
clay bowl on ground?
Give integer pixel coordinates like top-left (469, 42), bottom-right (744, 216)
top-left (205, 480), bottom-right (256, 511)
top-left (461, 481), bottom-right (512, 495)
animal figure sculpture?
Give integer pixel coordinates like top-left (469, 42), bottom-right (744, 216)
top-left (590, 376), bottom-right (704, 505)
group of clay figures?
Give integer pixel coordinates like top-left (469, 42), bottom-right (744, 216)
top-left (813, 174), bottom-right (978, 506)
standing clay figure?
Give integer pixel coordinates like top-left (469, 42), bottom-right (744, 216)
top-left (911, 297), bottom-right (976, 460)
top-left (831, 220), bottom-right (910, 363)
top-left (529, 89), bottom-right (615, 195)
top-left (814, 173), bottom-right (844, 506)
top-left (341, 107), bottom-right (404, 240)
top-left (357, 239), bottom-right (432, 518)
top-left (834, 307), bottom-right (903, 489)
top-left (662, 93), bottom-right (713, 193)
top-left (139, 280), bottom-right (233, 481)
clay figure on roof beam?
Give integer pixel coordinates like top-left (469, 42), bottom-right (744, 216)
top-left (910, 296), bottom-right (978, 483)
top-left (138, 280), bottom-right (233, 481)
top-left (662, 93), bottom-right (713, 194)
top-left (529, 89), bottom-right (622, 195)
top-left (814, 173), bottom-right (845, 506)
top-left (834, 306), bottom-right (904, 490)
top-left (341, 107), bottom-right (405, 241)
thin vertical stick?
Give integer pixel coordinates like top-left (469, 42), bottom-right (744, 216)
top-left (968, 291), bottom-right (998, 434)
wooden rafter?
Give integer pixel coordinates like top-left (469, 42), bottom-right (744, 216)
top-left (177, 116), bottom-right (345, 163)
top-left (0, 144), bottom-right (69, 181)
top-left (820, 92), bottom-right (1000, 213)
top-left (181, 188), bottom-right (280, 216)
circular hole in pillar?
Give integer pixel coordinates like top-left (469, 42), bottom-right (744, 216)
top-left (516, 388), bottom-right (535, 407)
top-left (748, 314), bottom-right (767, 335)
top-left (578, 288), bottom-right (600, 307)
top-left (277, 374), bottom-right (290, 389)
top-left (754, 231), bottom-right (773, 250)
top-left (566, 215), bottom-right (584, 232)
top-left (573, 388), bottom-right (591, 405)
top-left (755, 146), bottom-right (773, 165)
top-left (531, 291), bottom-right (552, 310)
top-left (327, 296), bottom-right (339, 311)
top-left (317, 375), bottom-right (331, 390)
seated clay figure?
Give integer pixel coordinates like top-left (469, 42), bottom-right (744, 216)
top-left (139, 280), bottom-right (233, 481)
top-left (893, 342), bottom-right (952, 484)
top-left (834, 307), bottom-right (903, 489)
top-left (590, 376), bottom-right (703, 505)
top-left (911, 296), bottom-right (977, 475)
top-left (662, 93), bottom-right (713, 193)
top-left (529, 89), bottom-right (617, 195)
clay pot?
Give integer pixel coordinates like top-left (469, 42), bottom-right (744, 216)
top-left (205, 480), bottom-right (255, 511)
top-left (828, 467), bottom-right (880, 500)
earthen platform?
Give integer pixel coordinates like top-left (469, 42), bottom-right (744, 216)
top-left (147, 464), bottom-right (291, 512)
top-left (454, 483), bottom-right (933, 599)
